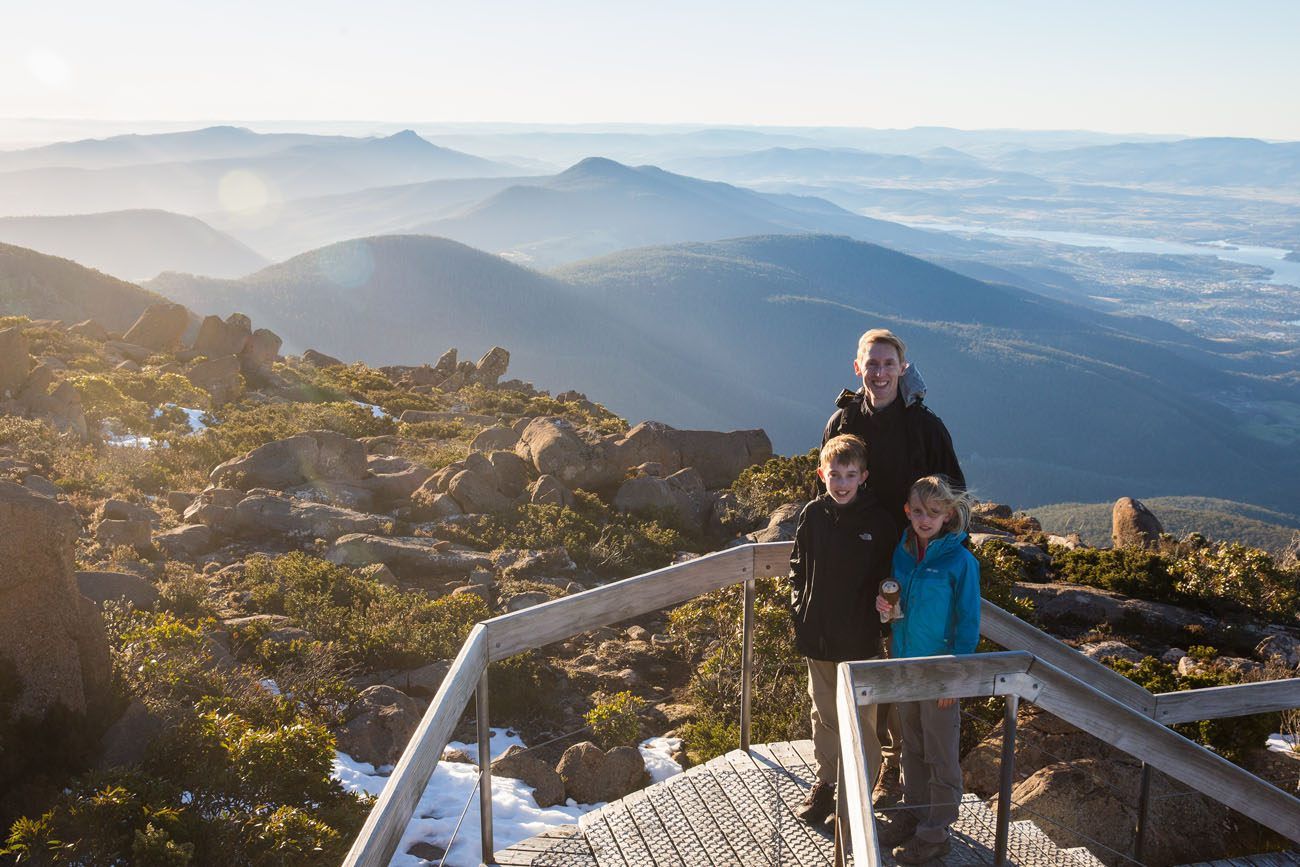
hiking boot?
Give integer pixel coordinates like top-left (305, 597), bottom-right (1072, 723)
top-left (794, 780), bottom-right (835, 824)
top-left (871, 759), bottom-right (903, 807)
top-left (874, 812), bottom-right (918, 848)
top-left (892, 835), bottom-right (951, 864)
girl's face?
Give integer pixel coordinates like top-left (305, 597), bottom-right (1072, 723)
top-left (906, 494), bottom-right (954, 543)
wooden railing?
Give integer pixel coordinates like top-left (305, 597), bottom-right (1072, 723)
top-left (343, 539), bottom-right (1300, 867)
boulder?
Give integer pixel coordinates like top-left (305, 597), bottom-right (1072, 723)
top-left (556, 741), bottom-right (649, 805)
top-left (107, 340), bottom-right (153, 363)
top-left (334, 685), bottom-right (423, 768)
top-left (744, 502), bottom-right (802, 543)
top-left (0, 480), bottom-right (111, 720)
top-left (433, 348), bottom-right (458, 377)
top-left (95, 518), bottom-right (152, 553)
top-left (1112, 496), bottom-right (1164, 549)
top-left (1255, 632), bottom-right (1300, 669)
top-left (210, 430), bottom-right (367, 491)
top-left (448, 468), bottom-right (510, 514)
top-left (398, 409), bottom-right (498, 425)
top-left (122, 302), bottom-right (189, 352)
top-left (0, 326), bottom-right (31, 397)
top-left (515, 417), bottom-right (622, 491)
top-left (470, 425), bottom-right (521, 453)
top-left (613, 466), bottom-right (707, 528)
top-left (485, 450), bottom-right (531, 499)
top-left (154, 524), bottom-right (214, 559)
top-left (239, 327), bottom-right (282, 373)
top-left (496, 548), bottom-right (576, 581)
top-left (24, 380), bottom-right (88, 439)
top-left (99, 499), bottom-right (158, 524)
top-left (302, 348), bottom-right (344, 368)
top-left (1014, 582), bottom-right (1218, 638)
top-left (186, 354), bottom-right (242, 404)
top-left (96, 699), bottom-right (166, 771)
top-left (607, 422), bottom-right (774, 489)
top-left (75, 571), bottom-right (160, 609)
top-left (360, 459), bottom-right (436, 503)
top-left (285, 480), bottom-right (375, 512)
top-left (68, 319), bottom-right (110, 341)
top-left (326, 534), bottom-right (490, 581)
top-left (472, 346), bottom-right (510, 386)
top-left (22, 475), bottom-right (59, 497)
top-left (529, 474), bottom-right (575, 508)
top-left (1078, 640), bottom-right (1146, 664)
top-left (409, 491), bottom-right (464, 522)
top-left (491, 744), bottom-right (565, 807)
top-left (381, 660), bottom-right (451, 697)
top-left (233, 492), bottom-right (384, 541)
top-left (424, 461), bottom-right (465, 494)
top-left (183, 487), bottom-right (244, 534)
top-left (191, 313), bottom-right (251, 358)
top-left (505, 590), bottom-right (554, 612)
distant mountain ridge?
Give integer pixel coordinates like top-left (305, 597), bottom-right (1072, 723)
top-left (0, 210), bottom-right (268, 280)
top-left (0, 243), bottom-right (169, 330)
top-left (146, 232), bottom-right (1300, 513)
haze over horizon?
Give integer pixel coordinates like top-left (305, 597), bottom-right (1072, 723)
top-left (4, 0), bottom-right (1300, 143)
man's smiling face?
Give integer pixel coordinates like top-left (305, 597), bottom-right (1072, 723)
top-left (854, 340), bottom-right (906, 409)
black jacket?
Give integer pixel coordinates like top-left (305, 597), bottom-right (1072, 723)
top-left (823, 388), bottom-right (965, 531)
top-left (787, 489), bottom-right (899, 662)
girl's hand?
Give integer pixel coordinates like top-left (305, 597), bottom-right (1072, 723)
top-left (937, 697), bottom-right (956, 709)
top-left (874, 595), bottom-right (892, 615)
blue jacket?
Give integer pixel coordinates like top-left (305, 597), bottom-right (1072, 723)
top-left (890, 529), bottom-right (981, 659)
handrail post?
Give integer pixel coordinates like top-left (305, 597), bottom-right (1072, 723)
top-left (740, 577), bottom-right (756, 752)
top-left (477, 671), bottom-right (495, 866)
top-left (1133, 762), bottom-right (1152, 863)
top-left (993, 692), bottom-right (1019, 867)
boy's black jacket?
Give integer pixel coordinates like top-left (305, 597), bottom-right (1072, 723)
top-left (787, 488), bottom-right (899, 662)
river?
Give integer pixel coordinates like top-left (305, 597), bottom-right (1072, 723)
top-left (904, 221), bottom-right (1300, 288)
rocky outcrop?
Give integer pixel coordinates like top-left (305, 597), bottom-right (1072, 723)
top-left (76, 570), bottom-right (161, 609)
top-left (0, 331), bottom-right (88, 437)
top-left (529, 474), bottom-right (575, 508)
top-left (0, 481), bottom-right (111, 721)
top-left (556, 741), bottom-right (649, 804)
top-left (154, 524), bottom-right (214, 559)
top-left (515, 417), bottom-right (623, 491)
top-left (233, 491), bottom-right (385, 541)
top-left (210, 430), bottom-right (367, 491)
top-left (1111, 496), bottom-right (1164, 549)
top-left (122, 302), bottom-right (189, 352)
top-left (240, 327), bottom-right (282, 374)
top-left (302, 349), bottom-right (344, 368)
top-left (614, 466), bottom-right (707, 528)
top-left (0, 326), bottom-right (30, 398)
top-left (472, 346), bottom-right (510, 386)
top-left (192, 313), bottom-right (252, 358)
top-left (186, 354), bottom-right (242, 405)
top-left (325, 534), bottom-right (490, 581)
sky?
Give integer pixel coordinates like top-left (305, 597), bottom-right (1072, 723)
top-left (3, 0), bottom-right (1299, 140)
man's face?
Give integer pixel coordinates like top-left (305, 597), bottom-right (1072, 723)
top-left (854, 341), bottom-right (906, 408)
top-left (818, 459), bottom-right (866, 506)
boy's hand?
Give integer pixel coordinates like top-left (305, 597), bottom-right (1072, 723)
top-left (874, 595), bottom-right (892, 615)
top-left (937, 697), bottom-right (956, 709)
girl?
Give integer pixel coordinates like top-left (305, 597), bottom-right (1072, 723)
top-left (873, 475), bottom-right (981, 864)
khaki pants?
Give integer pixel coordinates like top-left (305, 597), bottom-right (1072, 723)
top-left (806, 658), bottom-right (881, 786)
top-left (897, 699), bottom-right (963, 842)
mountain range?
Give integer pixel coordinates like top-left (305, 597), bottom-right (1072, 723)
top-left (145, 232), bottom-right (1300, 513)
top-left (0, 243), bottom-right (169, 331)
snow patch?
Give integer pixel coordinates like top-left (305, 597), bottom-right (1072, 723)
top-left (1267, 732), bottom-right (1299, 754)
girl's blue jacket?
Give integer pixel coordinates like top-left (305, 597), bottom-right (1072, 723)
top-left (890, 529), bottom-right (981, 659)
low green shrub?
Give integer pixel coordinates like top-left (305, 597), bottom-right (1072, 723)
top-left (728, 450), bottom-right (820, 519)
top-left (1172, 541), bottom-right (1299, 621)
top-left (1050, 546), bottom-right (1181, 600)
top-left (585, 691), bottom-right (645, 749)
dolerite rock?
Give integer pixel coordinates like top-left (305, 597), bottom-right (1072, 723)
top-left (556, 742), bottom-right (649, 805)
top-left (0, 480), bottom-right (111, 720)
top-left (743, 502), bottom-right (802, 543)
top-left (529, 474), bottom-right (575, 508)
top-left (381, 660), bottom-right (451, 697)
top-left (472, 346), bottom-right (510, 386)
top-left (239, 327), bottom-right (282, 373)
top-left (191, 313), bottom-right (251, 357)
top-left (408, 490), bottom-right (464, 521)
top-left (0, 326), bottom-right (31, 397)
top-left (107, 340), bottom-right (153, 363)
top-left (360, 456), bottom-right (436, 502)
top-left (326, 534), bottom-right (490, 581)
top-left (515, 417), bottom-right (622, 491)
top-left (99, 499), bottom-right (158, 524)
top-left (1111, 496), bottom-right (1164, 549)
top-left (183, 487), bottom-right (244, 534)
top-left (613, 467), bottom-right (707, 528)
top-left (302, 348), bottom-right (344, 368)
top-left (154, 524), bottom-right (214, 559)
top-left (186, 354), bottom-right (242, 404)
top-left (607, 422), bottom-right (773, 489)
top-left (95, 518), bottom-right (153, 553)
top-left (335, 685), bottom-right (423, 768)
top-left (1255, 632), bottom-right (1300, 669)
top-left (448, 468), bottom-right (510, 514)
top-left (210, 430), bottom-right (367, 490)
top-left (233, 492), bottom-right (384, 541)
top-left (1078, 641), bottom-right (1146, 664)
top-left (96, 699), bottom-right (165, 770)
top-left (491, 744), bottom-right (565, 807)
top-left (486, 450), bottom-right (531, 499)
top-left (470, 424), bottom-right (521, 453)
top-left (285, 480), bottom-right (375, 512)
top-left (433, 347), bottom-right (458, 378)
top-left (69, 319), bottom-right (110, 341)
top-left (122, 302), bottom-right (189, 351)
top-left (76, 570), bottom-right (160, 609)
top-left (23, 379), bottom-right (88, 439)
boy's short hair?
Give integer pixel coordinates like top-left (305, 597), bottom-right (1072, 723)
top-left (820, 434), bottom-right (868, 471)
top-left (856, 328), bottom-right (907, 366)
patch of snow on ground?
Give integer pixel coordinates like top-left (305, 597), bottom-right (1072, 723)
top-left (105, 433), bottom-right (160, 448)
top-left (332, 732), bottom-right (685, 866)
top-left (639, 736), bottom-right (684, 784)
top-left (1267, 732), bottom-right (1299, 754)
top-left (353, 400), bottom-right (389, 419)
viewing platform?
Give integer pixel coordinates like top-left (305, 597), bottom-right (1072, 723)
top-left (496, 740), bottom-right (1108, 867)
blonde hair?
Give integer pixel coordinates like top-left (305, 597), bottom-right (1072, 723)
top-left (856, 329), bottom-right (907, 366)
top-left (909, 475), bottom-right (973, 535)
top-left (819, 434), bottom-right (868, 471)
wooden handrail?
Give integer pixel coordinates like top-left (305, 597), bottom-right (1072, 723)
top-left (835, 662), bottom-right (880, 867)
top-left (1155, 678), bottom-right (1300, 724)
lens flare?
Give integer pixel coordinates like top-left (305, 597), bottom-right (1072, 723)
top-left (217, 169), bottom-right (271, 215)
top-left (27, 49), bottom-right (71, 87)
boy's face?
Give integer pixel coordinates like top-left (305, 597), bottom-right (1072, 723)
top-left (854, 341), bottom-right (907, 409)
top-left (818, 459), bottom-right (866, 506)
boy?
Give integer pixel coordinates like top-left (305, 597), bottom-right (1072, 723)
top-left (788, 434), bottom-right (900, 824)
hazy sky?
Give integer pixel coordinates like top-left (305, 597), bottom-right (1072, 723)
top-left (4, 0), bottom-right (1298, 139)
